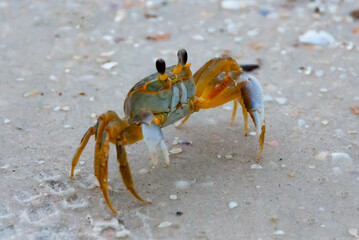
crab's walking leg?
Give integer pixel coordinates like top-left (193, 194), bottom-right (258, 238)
top-left (71, 126), bottom-right (95, 178)
top-left (175, 114), bottom-right (190, 128)
top-left (95, 129), bottom-right (115, 213)
top-left (92, 111), bottom-right (121, 214)
top-left (142, 122), bottom-right (170, 167)
top-left (116, 143), bottom-right (150, 204)
top-left (230, 101), bottom-right (238, 126)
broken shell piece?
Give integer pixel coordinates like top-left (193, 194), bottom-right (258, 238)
top-left (170, 148), bottom-right (182, 154)
top-left (23, 90), bottom-right (39, 97)
top-left (348, 228), bottom-right (358, 238)
top-left (299, 30), bottom-right (336, 45)
top-left (250, 164), bottom-right (263, 169)
top-left (228, 201), bottom-right (238, 209)
top-left (114, 10), bottom-right (126, 23)
top-left (102, 62), bottom-right (118, 70)
top-left (316, 151), bottom-right (328, 161)
top-left (273, 230), bottom-right (285, 235)
top-left (158, 221), bottom-right (172, 228)
top-left (321, 120), bottom-right (329, 125)
top-left (275, 97), bottom-right (287, 105)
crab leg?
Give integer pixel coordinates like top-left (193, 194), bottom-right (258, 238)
top-left (193, 72), bottom-right (266, 160)
top-left (95, 129), bottom-right (115, 213)
top-left (230, 101), bottom-right (238, 126)
top-left (71, 126), bottom-right (95, 178)
top-left (116, 143), bottom-right (149, 204)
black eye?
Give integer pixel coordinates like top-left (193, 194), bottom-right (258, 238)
top-left (177, 49), bottom-right (187, 65)
top-left (156, 58), bottom-right (166, 75)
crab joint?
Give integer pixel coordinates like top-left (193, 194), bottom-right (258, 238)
top-left (172, 65), bottom-right (183, 75)
top-left (159, 73), bottom-right (168, 81)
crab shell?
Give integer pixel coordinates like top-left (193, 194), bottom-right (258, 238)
top-left (124, 64), bottom-right (196, 127)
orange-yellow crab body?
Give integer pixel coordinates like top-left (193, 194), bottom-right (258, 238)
top-left (70, 49), bottom-right (266, 214)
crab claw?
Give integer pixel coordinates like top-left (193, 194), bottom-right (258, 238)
top-left (240, 73), bottom-right (265, 160)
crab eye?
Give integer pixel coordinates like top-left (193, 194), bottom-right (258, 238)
top-left (156, 58), bottom-right (166, 75)
top-left (177, 49), bottom-right (187, 66)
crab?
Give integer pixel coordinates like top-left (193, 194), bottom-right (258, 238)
top-left (70, 49), bottom-right (265, 214)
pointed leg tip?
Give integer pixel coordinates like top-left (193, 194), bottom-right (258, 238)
top-left (110, 207), bottom-right (117, 214)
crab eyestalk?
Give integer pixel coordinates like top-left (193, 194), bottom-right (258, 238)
top-left (177, 49), bottom-right (187, 66)
top-left (172, 49), bottom-right (188, 74)
top-left (156, 58), bottom-right (168, 81)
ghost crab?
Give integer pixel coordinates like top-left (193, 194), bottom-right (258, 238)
top-left (70, 49), bottom-right (265, 214)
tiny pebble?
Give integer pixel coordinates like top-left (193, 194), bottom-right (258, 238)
top-left (275, 97), bottom-right (287, 104)
top-left (36, 160), bottom-right (45, 164)
top-left (308, 165), bottom-right (316, 169)
top-left (16, 77), bottom-right (24, 81)
top-left (90, 113), bottom-right (97, 119)
top-left (298, 119), bottom-right (306, 128)
top-left (250, 164), bottom-right (263, 169)
top-left (273, 230), bottom-right (285, 235)
top-left (102, 62), bottom-right (118, 70)
top-left (288, 172), bottom-right (295, 177)
top-left (316, 151), bottom-right (328, 161)
top-left (138, 168), bottom-right (149, 174)
top-left (62, 106), bottom-right (70, 111)
top-left (54, 106), bottom-right (61, 111)
top-left (221, 0), bottom-right (245, 11)
top-left (4, 118), bottom-right (11, 124)
top-left (249, 131), bottom-right (256, 136)
top-left (89, 96), bottom-right (95, 101)
top-left (348, 228), bottom-right (359, 238)
top-left (315, 70), bottom-right (324, 77)
top-left (228, 201), bottom-right (238, 209)
top-left (65, 68), bottom-right (71, 73)
top-left (321, 120), bottom-right (329, 125)
top-left (114, 10), bottom-right (127, 23)
top-left (170, 148), bottom-right (182, 154)
top-left (64, 124), bottom-right (72, 128)
top-left (79, 161), bottom-right (85, 165)
top-left (158, 221), bottom-right (172, 228)
top-left (217, 154), bottom-right (221, 159)
top-left (304, 66), bottom-right (312, 75)
top-left (281, 164), bottom-right (286, 168)
top-left (225, 154), bottom-right (233, 160)
top-left (169, 195), bottom-right (177, 200)
top-left (49, 75), bottom-right (57, 81)
top-left (320, 88), bottom-right (328, 93)
top-left (192, 34), bottom-right (205, 41)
